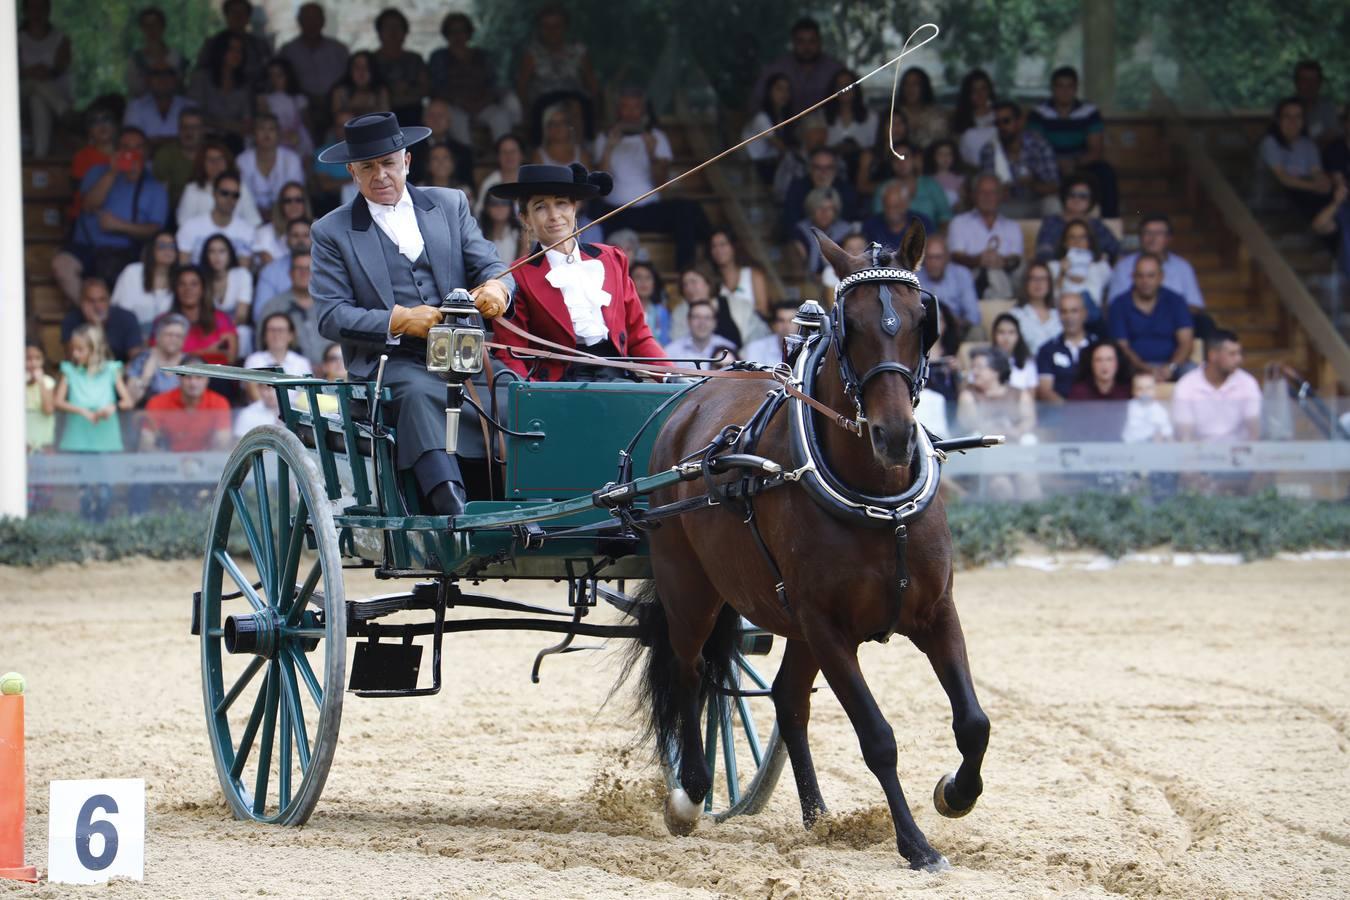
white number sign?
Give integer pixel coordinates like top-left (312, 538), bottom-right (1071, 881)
top-left (47, 779), bottom-right (145, 884)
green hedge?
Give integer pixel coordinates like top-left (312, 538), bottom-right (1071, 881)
top-left (1, 492), bottom-right (1346, 568)
top-left (947, 491), bottom-right (1350, 566)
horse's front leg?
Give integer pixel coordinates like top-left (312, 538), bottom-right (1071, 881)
top-left (910, 593), bottom-right (990, 818)
top-left (805, 620), bottom-right (947, 871)
top-left (772, 638), bottom-right (828, 828)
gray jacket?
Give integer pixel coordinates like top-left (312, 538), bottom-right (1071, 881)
top-left (311, 185), bottom-right (514, 379)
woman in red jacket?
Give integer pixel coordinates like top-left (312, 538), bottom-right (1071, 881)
top-left (489, 163), bottom-right (670, 381)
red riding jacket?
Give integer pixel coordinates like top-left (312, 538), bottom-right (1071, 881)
top-left (493, 242), bottom-right (670, 382)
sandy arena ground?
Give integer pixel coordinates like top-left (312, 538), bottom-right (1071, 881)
top-left (1, 557), bottom-right (1348, 898)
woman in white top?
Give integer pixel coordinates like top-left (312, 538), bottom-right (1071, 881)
top-left (534, 101), bottom-right (591, 168)
top-left (199, 234), bottom-right (254, 356)
top-left (742, 74), bottom-right (795, 184)
top-left (824, 68), bottom-right (878, 183)
top-left (1047, 219), bottom-right (1112, 314)
top-left (990, 312), bottom-right (1040, 394)
top-left (252, 181), bottom-right (310, 268)
top-left (237, 114), bottom-right (305, 220)
top-left (708, 230), bottom-right (771, 344)
top-left (953, 69), bottom-right (998, 168)
top-left (478, 194), bottom-right (522, 264)
top-left (473, 133), bottom-right (525, 217)
top-left (177, 138), bottom-right (262, 226)
top-left (259, 59), bottom-right (313, 156)
top-left (242, 312), bottom-right (312, 404)
top-left (1008, 261), bottom-right (1062, 356)
top-left (113, 229), bottom-right (178, 337)
top-left (18, 0), bottom-right (71, 159)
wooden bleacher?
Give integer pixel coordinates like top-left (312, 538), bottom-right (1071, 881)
top-left (22, 159), bottom-right (73, 364)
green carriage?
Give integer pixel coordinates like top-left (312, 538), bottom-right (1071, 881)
top-left (174, 356), bottom-right (787, 827)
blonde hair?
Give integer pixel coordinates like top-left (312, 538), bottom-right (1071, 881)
top-left (70, 323), bottom-right (110, 375)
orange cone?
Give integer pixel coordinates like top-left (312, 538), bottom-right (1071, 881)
top-left (0, 677), bottom-right (37, 883)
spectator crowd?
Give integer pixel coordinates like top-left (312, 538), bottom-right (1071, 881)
top-left (19, 6), bottom-right (1338, 510)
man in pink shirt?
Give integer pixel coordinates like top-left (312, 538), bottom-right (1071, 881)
top-left (1172, 330), bottom-right (1262, 442)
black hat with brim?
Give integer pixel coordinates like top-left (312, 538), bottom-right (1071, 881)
top-left (488, 163), bottom-right (613, 202)
top-left (316, 111), bottom-right (432, 165)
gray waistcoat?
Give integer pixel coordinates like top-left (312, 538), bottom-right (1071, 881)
top-left (375, 225), bottom-right (442, 308)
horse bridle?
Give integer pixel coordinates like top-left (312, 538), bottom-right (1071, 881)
top-left (830, 246), bottom-right (940, 421)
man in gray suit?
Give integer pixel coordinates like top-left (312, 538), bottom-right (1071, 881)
top-left (311, 112), bottom-right (513, 516)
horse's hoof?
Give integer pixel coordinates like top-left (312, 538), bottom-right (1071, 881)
top-left (663, 787), bottom-right (701, 836)
top-left (919, 855), bottom-right (951, 874)
top-left (933, 772), bottom-right (976, 819)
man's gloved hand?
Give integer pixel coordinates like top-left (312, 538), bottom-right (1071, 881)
top-left (389, 305), bottom-right (443, 339)
top-left (470, 279), bottom-right (510, 319)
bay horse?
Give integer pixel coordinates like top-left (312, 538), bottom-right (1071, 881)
top-left (624, 223), bottom-right (989, 870)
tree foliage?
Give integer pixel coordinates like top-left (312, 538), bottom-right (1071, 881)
top-left (52, 0), bottom-right (219, 109)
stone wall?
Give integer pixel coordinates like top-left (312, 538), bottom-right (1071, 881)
top-left (250, 0), bottom-right (474, 58)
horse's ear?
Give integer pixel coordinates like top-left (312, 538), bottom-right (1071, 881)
top-left (898, 219), bottom-right (927, 273)
top-left (813, 228), bottom-right (857, 308)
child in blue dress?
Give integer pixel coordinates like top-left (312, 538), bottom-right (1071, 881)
top-left (54, 324), bottom-right (133, 452)
top-left (54, 324), bottom-right (134, 519)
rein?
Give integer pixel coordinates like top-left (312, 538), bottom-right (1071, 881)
top-left (488, 316), bottom-right (862, 434)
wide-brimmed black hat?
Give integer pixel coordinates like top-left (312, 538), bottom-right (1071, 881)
top-left (316, 111), bottom-right (431, 165)
top-left (488, 163), bottom-right (613, 202)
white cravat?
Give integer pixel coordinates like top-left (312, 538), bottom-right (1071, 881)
top-left (544, 246), bottom-right (610, 344)
top-left (369, 188), bottom-right (424, 262)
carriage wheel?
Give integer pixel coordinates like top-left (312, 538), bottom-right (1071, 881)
top-left (200, 424), bottom-right (347, 826)
top-left (663, 644), bottom-right (787, 822)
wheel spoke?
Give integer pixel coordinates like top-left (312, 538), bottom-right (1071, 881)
top-left (288, 644), bottom-right (323, 706)
top-left (230, 677), bottom-right (269, 781)
top-left (228, 487), bottom-right (272, 603)
top-left (251, 454), bottom-right (276, 601)
top-left (277, 497), bottom-right (309, 620)
top-left (252, 660), bottom-right (281, 817)
top-left (286, 560), bottom-right (323, 627)
top-left (215, 657), bottom-right (265, 716)
top-left (283, 627), bottom-right (325, 639)
top-left (278, 671), bottom-right (292, 812)
top-left (735, 653), bottom-right (771, 690)
top-left (718, 695), bottom-right (740, 806)
top-left (702, 700), bottom-right (719, 813)
top-left (734, 693), bottom-right (764, 768)
top-left (216, 549), bottom-right (266, 613)
top-left (280, 654), bottom-right (311, 771)
top-left (277, 458), bottom-right (291, 579)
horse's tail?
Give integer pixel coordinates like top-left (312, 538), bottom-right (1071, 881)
top-left (613, 582), bottom-right (739, 761)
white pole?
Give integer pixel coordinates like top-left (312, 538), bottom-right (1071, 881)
top-left (0, 0), bottom-right (28, 518)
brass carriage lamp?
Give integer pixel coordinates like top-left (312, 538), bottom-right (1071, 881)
top-left (426, 288), bottom-right (485, 455)
top-left (426, 289), bottom-right (485, 376)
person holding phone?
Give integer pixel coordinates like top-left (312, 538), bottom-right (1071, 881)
top-left (50, 127), bottom-right (170, 305)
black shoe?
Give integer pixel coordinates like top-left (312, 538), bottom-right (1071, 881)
top-left (427, 481), bottom-right (467, 517)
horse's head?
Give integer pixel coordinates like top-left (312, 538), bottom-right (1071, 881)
top-left (815, 221), bottom-right (933, 468)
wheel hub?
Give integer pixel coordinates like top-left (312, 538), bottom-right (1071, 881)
top-left (224, 608), bottom-right (284, 658)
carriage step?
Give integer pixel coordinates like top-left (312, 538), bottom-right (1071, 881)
top-left (348, 639), bottom-right (423, 693)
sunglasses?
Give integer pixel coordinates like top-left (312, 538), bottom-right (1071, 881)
top-left (154, 240), bottom-right (177, 249)
top-left (282, 195), bottom-right (305, 204)
top-left (1067, 190), bottom-right (1092, 200)
top-left (216, 189), bottom-right (240, 198)
top-left (996, 117), bottom-right (1016, 126)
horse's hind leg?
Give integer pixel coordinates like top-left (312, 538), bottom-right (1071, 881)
top-left (650, 552), bottom-right (724, 835)
top-left (807, 623), bottom-right (947, 871)
top-left (911, 595), bottom-right (990, 818)
top-left (772, 638), bottom-right (828, 828)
